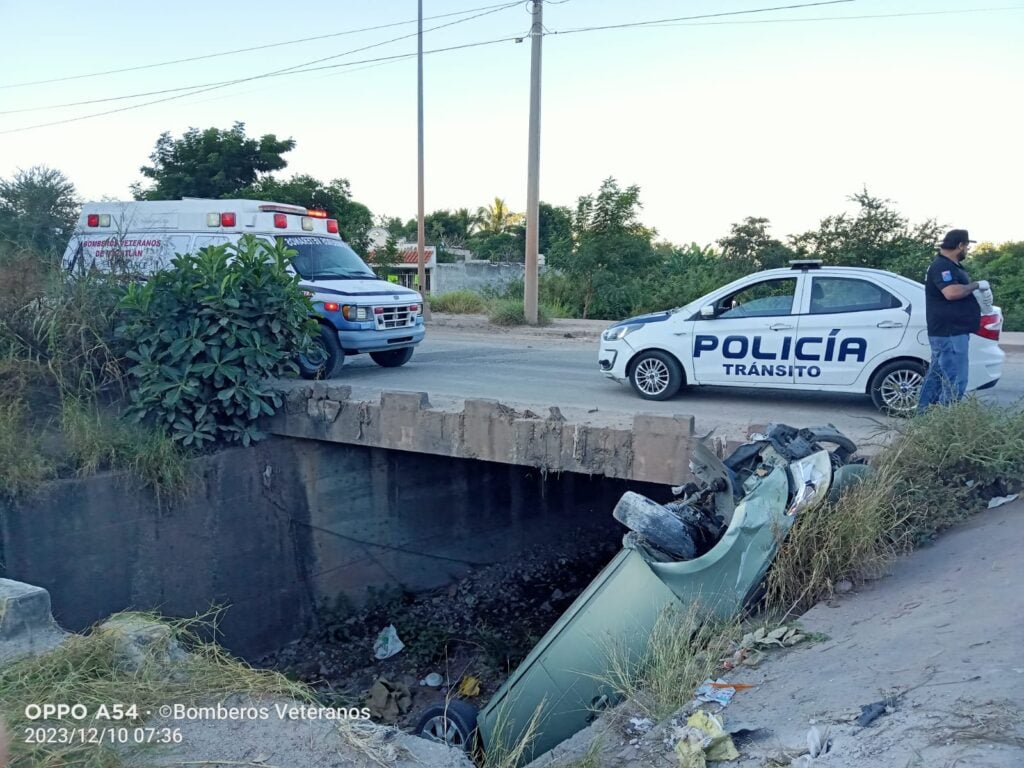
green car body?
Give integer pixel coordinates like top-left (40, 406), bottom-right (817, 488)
top-left (475, 450), bottom-right (833, 762)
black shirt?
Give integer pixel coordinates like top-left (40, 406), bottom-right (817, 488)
top-left (924, 254), bottom-right (980, 337)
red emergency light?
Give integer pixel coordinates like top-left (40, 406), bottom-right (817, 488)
top-left (87, 214), bottom-right (99, 227)
top-left (221, 212), bottom-right (236, 227)
top-left (273, 213), bottom-right (288, 229)
top-left (307, 209), bottom-right (328, 219)
top-left (326, 219), bottom-right (339, 234)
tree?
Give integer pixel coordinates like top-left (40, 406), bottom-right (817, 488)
top-left (0, 166), bottom-right (80, 260)
top-left (132, 122), bottom-right (295, 201)
top-left (547, 178), bottom-right (658, 319)
top-left (240, 174), bottom-right (374, 255)
top-left (474, 197), bottom-right (523, 235)
top-left (971, 240), bottom-right (1024, 331)
top-left (538, 202), bottom-right (572, 258)
top-left (717, 216), bottom-right (795, 272)
top-left (790, 188), bottom-right (942, 279)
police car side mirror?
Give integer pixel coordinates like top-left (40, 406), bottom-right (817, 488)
top-left (700, 304), bottom-right (715, 319)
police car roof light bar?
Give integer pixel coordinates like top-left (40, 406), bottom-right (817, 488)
top-left (790, 260), bottom-right (822, 270)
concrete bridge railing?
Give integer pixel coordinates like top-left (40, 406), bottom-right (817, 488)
top-left (266, 384), bottom-right (697, 486)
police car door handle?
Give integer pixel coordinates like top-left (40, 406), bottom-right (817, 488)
top-left (768, 323), bottom-right (793, 331)
top-left (876, 320), bottom-right (905, 329)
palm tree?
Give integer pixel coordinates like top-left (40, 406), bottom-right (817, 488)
top-left (474, 197), bottom-right (523, 235)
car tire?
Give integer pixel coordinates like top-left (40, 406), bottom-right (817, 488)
top-left (629, 351), bottom-right (684, 401)
top-left (414, 700), bottom-right (479, 752)
top-left (370, 347), bottom-right (414, 368)
top-left (297, 323), bottom-right (343, 380)
top-left (869, 360), bottom-right (926, 416)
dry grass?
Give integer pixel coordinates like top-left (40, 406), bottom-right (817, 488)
top-left (767, 397), bottom-right (1024, 616)
top-left (0, 398), bottom-right (54, 497)
top-left (601, 603), bottom-right (738, 721)
top-left (0, 612), bottom-right (313, 768)
top-left (482, 701), bottom-right (545, 768)
top-left (60, 397), bottom-right (192, 496)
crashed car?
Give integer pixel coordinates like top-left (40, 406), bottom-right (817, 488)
top-left (415, 425), bottom-right (872, 762)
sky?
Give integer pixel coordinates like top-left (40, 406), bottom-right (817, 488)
top-left (1, 0), bottom-right (1022, 247)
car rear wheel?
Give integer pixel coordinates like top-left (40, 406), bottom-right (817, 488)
top-left (414, 700), bottom-right (479, 752)
top-left (870, 360), bottom-right (926, 416)
top-left (298, 324), bottom-right (343, 379)
top-left (370, 347), bottom-right (414, 367)
top-left (629, 351), bottom-right (684, 400)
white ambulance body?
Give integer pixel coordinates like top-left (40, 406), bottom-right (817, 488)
top-left (62, 198), bottom-right (424, 377)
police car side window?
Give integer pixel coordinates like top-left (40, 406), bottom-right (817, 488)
top-left (717, 278), bottom-right (797, 318)
top-left (809, 277), bottom-right (900, 315)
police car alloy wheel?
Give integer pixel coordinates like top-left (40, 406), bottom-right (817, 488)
top-left (629, 351), bottom-right (684, 401)
top-left (869, 360), bottom-right (926, 416)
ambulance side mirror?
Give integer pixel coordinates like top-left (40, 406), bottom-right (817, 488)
top-left (700, 304), bottom-right (715, 319)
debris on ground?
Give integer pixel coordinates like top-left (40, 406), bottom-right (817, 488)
top-left (673, 710), bottom-right (740, 766)
top-left (373, 624), bottom-right (405, 660)
top-left (694, 679), bottom-right (755, 706)
top-left (365, 678), bottom-right (413, 723)
top-left (987, 493), bottom-right (1019, 508)
top-left (457, 675), bottom-right (480, 698)
top-left (855, 700), bottom-right (890, 727)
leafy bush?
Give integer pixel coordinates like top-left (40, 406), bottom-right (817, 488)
top-left (118, 236), bottom-right (316, 447)
top-left (430, 289), bottom-right (487, 314)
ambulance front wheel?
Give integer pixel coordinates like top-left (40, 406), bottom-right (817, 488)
top-left (629, 351), bottom-right (684, 400)
top-left (298, 324), bottom-right (343, 379)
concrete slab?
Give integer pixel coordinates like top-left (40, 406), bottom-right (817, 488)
top-left (0, 578), bottom-right (67, 662)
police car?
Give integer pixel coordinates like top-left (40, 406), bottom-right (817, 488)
top-left (598, 261), bottom-right (1004, 414)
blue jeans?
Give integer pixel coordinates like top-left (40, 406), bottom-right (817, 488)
top-left (917, 334), bottom-right (969, 413)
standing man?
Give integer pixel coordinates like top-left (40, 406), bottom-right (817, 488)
top-left (917, 228), bottom-right (987, 412)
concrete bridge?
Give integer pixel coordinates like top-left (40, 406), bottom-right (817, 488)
top-left (266, 382), bottom-right (701, 486)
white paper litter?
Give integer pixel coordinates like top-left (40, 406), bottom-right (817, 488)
top-left (987, 494), bottom-right (1019, 509)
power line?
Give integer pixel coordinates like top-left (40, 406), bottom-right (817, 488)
top-left (0, 3), bottom-right (522, 131)
top-left (549, 0), bottom-right (858, 35)
top-left (0, 37), bottom-right (519, 136)
top-left (0, 1), bottom-right (520, 90)
top-left (647, 5), bottom-right (1024, 28)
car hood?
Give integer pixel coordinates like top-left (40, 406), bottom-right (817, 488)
top-left (300, 278), bottom-right (421, 302)
top-left (608, 310), bottom-right (674, 329)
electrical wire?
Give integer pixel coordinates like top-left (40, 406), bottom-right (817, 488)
top-left (0, 1), bottom-right (521, 90)
top-left (0, 36), bottom-right (519, 136)
top-left (645, 5), bottom-right (1024, 28)
top-left (0, 2), bottom-right (524, 124)
top-left (547, 0), bottom-right (857, 36)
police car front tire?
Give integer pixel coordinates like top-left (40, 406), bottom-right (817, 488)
top-left (298, 323), bottom-right (343, 379)
top-left (869, 359), bottom-right (926, 416)
top-left (629, 351), bottom-right (684, 401)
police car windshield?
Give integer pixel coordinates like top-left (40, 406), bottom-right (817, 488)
top-left (283, 236), bottom-right (376, 280)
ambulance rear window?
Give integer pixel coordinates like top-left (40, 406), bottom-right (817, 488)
top-left (281, 236), bottom-right (375, 280)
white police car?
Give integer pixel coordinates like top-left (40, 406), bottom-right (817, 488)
top-left (598, 261), bottom-right (1005, 414)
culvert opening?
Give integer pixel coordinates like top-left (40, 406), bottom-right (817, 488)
top-left (258, 445), bottom-right (671, 732)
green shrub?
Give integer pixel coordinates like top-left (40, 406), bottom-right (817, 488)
top-left (488, 299), bottom-right (551, 327)
top-left (118, 236), bottom-right (316, 447)
top-left (767, 398), bottom-right (1024, 615)
top-left (60, 397), bottom-right (191, 494)
top-left (430, 289), bottom-right (487, 314)
top-left (0, 399), bottom-right (54, 497)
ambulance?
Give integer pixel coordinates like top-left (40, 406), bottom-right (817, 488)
top-left (61, 198), bottom-right (425, 378)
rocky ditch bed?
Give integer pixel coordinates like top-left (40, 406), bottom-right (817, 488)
top-left (258, 520), bottom-right (624, 731)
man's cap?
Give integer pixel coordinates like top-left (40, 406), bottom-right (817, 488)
top-left (939, 229), bottom-right (976, 250)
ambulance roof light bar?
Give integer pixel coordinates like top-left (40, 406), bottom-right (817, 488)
top-left (789, 260), bottom-right (823, 270)
top-left (258, 203), bottom-right (308, 216)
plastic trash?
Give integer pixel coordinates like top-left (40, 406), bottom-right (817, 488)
top-left (695, 679), bottom-right (738, 706)
top-left (419, 672), bottom-right (444, 687)
top-left (807, 725), bottom-right (831, 757)
top-left (373, 625), bottom-right (405, 660)
top-left (856, 700), bottom-right (887, 727)
top-left (988, 493), bottom-right (1019, 509)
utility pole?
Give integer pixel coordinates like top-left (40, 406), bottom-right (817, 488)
top-left (417, 0), bottom-right (431, 319)
top-left (523, 0), bottom-right (543, 325)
